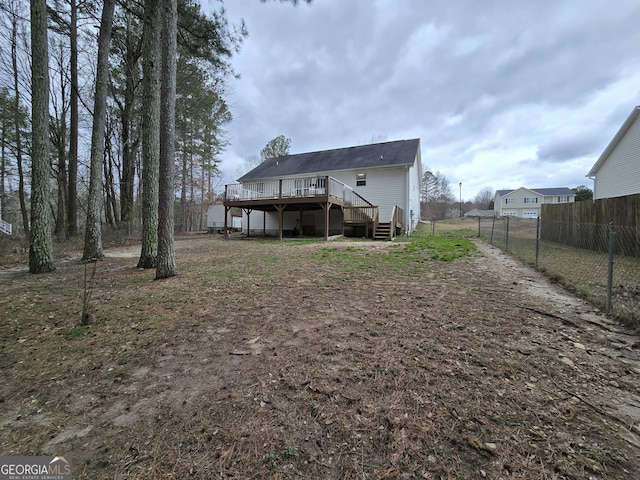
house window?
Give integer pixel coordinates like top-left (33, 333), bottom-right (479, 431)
top-left (356, 173), bottom-right (366, 186)
top-left (557, 196), bottom-right (569, 203)
top-left (524, 197), bottom-right (538, 204)
top-left (505, 198), bottom-right (514, 204)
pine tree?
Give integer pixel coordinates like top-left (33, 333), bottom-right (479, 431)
top-left (156, 0), bottom-right (177, 279)
top-left (29, 0), bottom-right (55, 273)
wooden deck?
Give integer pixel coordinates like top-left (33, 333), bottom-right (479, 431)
top-left (223, 175), bottom-right (402, 240)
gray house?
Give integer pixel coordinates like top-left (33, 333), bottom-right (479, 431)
top-left (224, 139), bottom-right (422, 240)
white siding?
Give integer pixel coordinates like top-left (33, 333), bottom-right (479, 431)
top-left (269, 165), bottom-right (411, 224)
top-left (333, 167), bottom-right (406, 222)
top-left (594, 116), bottom-right (640, 199)
top-left (240, 155), bottom-right (420, 234)
top-left (407, 152), bottom-right (422, 232)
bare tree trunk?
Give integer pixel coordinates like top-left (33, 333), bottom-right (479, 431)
top-left (29, 0), bottom-right (55, 273)
top-left (156, 0), bottom-right (177, 279)
top-left (189, 146), bottom-right (194, 232)
top-left (137, 0), bottom-right (161, 269)
top-left (103, 133), bottom-right (118, 229)
top-left (83, 0), bottom-right (116, 260)
top-left (105, 129), bottom-right (120, 228)
top-left (1, 109), bottom-right (6, 217)
top-left (67, 0), bottom-right (79, 237)
top-left (180, 147), bottom-right (187, 232)
top-left (53, 49), bottom-right (68, 241)
top-left (119, 16), bottom-right (140, 225)
top-left (10, 11), bottom-right (29, 237)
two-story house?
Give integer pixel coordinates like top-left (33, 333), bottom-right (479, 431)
top-left (223, 139), bottom-right (422, 240)
top-left (494, 187), bottom-right (576, 218)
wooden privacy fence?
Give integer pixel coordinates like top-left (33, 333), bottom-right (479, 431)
top-left (541, 193), bottom-right (640, 227)
top-left (540, 194), bottom-right (640, 257)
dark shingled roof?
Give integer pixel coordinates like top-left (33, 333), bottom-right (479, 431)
top-left (238, 138), bottom-right (420, 181)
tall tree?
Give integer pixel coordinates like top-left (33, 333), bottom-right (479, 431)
top-left (420, 168), bottom-right (454, 220)
top-left (473, 188), bottom-right (494, 210)
top-left (156, 0), bottom-right (177, 279)
top-left (49, 39), bottom-right (70, 240)
top-left (260, 134), bottom-right (291, 161)
top-left (137, 0), bottom-right (161, 268)
top-left (175, 58), bottom-right (230, 231)
top-left (5, 3), bottom-right (31, 236)
top-left (48, 0), bottom-right (86, 237)
top-left (110, 4), bottom-right (143, 225)
top-left (29, 0), bottom-right (55, 273)
top-left (83, 0), bottom-right (116, 260)
top-left (67, 0), bottom-right (80, 236)
top-left (0, 88), bottom-right (29, 229)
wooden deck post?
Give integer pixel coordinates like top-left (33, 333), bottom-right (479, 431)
top-left (321, 202), bottom-right (331, 240)
top-left (275, 205), bottom-right (285, 240)
top-left (224, 206), bottom-right (230, 238)
top-left (243, 208), bottom-right (252, 237)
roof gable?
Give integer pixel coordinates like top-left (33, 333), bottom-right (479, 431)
top-left (496, 187), bottom-right (575, 197)
top-left (238, 138), bottom-right (420, 181)
top-left (588, 106), bottom-right (640, 176)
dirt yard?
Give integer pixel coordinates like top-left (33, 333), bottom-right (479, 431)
top-left (1, 232), bottom-right (639, 479)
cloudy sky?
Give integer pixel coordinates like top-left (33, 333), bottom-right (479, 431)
top-left (205, 0), bottom-right (640, 201)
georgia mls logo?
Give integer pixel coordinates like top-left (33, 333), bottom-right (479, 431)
top-left (0, 456), bottom-right (72, 480)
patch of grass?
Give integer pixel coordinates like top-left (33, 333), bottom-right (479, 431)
top-left (263, 446), bottom-right (299, 467)
top-left (282, 446), bottom-right (299, 459)
top-left (263, 450), bottom-right (277, 468)
top-left (490, 413), bottom-right (507, 425)
top-left (313, 246), bottom-right (374, 272)
top-left (381, 228), bottom-right (476, 269)
top-left (64, 326), bottom-right (89, 338)
top-left (150, 314), bottom-right (167, 325)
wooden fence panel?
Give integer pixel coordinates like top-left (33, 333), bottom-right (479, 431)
top-left (540, 193), bottom-right (639, 256)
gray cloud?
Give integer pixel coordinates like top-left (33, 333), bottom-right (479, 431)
top-left (208, 0), bottom-right (640, 198)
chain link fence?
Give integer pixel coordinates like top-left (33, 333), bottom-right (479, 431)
top-left (476, 216), bottom-right (639, 327)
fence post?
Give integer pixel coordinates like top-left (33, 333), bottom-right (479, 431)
top-left (490, 217), bottom-right (495, 244)
top-left (606, 223), bottom-right (616, 312)
top-left (477, 217), bottom-right (481, 237)
top-left (505, 216), bottom-right (510, 251)
top-left (535, 216), bottom-right (540, 267)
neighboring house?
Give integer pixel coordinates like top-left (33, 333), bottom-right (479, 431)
top-left (587, 105), bottom-right (640, 200)
top-left (494, 187), bottom-right (576, 218)
top-left (223, 139), bottom-right (422, 240)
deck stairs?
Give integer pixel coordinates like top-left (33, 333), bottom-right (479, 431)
top-left (374, 222), bottom-right (391, 241)
top-left (0, 218), bottom-right (11, 235)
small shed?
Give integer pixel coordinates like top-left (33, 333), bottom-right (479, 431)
top-left (207, 204), bottom-right (241, 233)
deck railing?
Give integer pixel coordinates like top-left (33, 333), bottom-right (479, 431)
top-left (0, 218), bottom-right (11, 235)
top-left (226, 175), bottom-right (378, 204)
top-left (392, 205), bottom-right (404, 229)
top-left (225, 175), bottom-right (381, 233)
top-left (343, 189), bottom-right (378, 228)
top-left (226, 176), bottom-right (331, 201)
